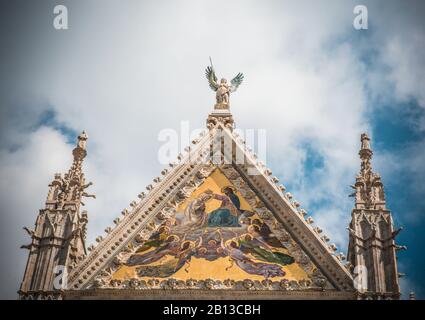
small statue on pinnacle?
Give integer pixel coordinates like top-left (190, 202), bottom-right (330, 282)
top-left (205, 57), bottom-right (244, 110)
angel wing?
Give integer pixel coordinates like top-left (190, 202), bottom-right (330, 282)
top-left (205, 66), bottom-right (218, 91)
top-left (230, 72), bottom-right (244, 92)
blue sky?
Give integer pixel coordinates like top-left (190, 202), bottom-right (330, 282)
top-left (371, 101), bottom-right (425, 297)
top-left (0, 0), bottom-right (424, 299)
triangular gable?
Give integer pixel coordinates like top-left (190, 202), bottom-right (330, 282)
top-left (66, 123), bottom-right (354, 295)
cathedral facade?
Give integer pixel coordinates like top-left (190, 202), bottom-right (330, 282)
top-left (18, 72), bottom-right (403, 300)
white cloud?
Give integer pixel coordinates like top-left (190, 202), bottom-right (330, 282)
top-left (384, 34), bottom-right (425, 106)
top-left (0, 127), bottom-right (72, 298)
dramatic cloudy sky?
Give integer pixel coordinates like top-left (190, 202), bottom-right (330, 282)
top-left (1, 0), bottom-right (424, 299)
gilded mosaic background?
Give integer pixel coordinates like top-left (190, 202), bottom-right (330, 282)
top-left (112, 169), bottom-right (310, 282)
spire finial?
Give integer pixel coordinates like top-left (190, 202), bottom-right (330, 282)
top-left (77, 130), bottom-right (88, 150)
top-left (73, 130), bottom-right (88, 161)
top-left (353, 133), bottom-right (386, 209)
top-left (359, 133), bottom-right (373, 178)
top-left (359, 133), bottom-right (372, 160)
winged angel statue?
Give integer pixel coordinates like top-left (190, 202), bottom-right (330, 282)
top-left (205, 62), bottom-right (244, 110)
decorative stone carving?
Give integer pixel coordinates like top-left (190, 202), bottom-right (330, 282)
top-left (347, 133), bottom-right (401, 299)
top-left (98, 277), bottom-right (322, 292)
top-left (19, 131), bottom-right (94, 300)
top-left (205, 61), bottom-right (243, 110)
